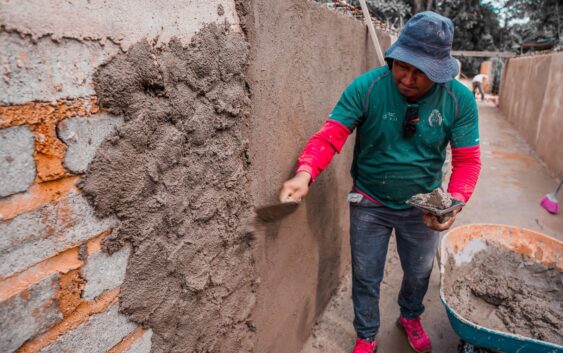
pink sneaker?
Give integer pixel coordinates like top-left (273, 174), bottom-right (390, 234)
top-left (351, 338), bottom-right (377, 353)
top-left (397, 317), bottom-right (432, 353)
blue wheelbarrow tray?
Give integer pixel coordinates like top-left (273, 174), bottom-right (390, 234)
top-left (439, 224), bottom-right (563, 353)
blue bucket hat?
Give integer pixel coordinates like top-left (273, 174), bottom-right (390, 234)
top-left (385, 11), bottom-right (458, 83)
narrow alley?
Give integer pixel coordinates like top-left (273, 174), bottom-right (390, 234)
top-left (1, 1), bottom-right (561, 353)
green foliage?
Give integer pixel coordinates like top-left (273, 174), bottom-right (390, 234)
top-left (348, 0), bottom-right (435, 28)
top-left (348, 0), bottom-right (412, 27)
top-left (435, 0), bottom-right (501, 51)
top-left (502, 0), bottom-right (561, 47)
top-left (435, 0), bottom-right (504, 75)
top-left (314, 0), bottom-right (561, 74)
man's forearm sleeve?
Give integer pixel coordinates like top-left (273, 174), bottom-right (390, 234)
top-left (296, 120), bottom-right (351, 182)
top-left (447, 145), bottom-right (481, 203)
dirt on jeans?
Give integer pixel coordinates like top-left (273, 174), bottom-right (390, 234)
top-left (444, 243), bottom-right (563, 345)
top-left (81, 23), bottom-right (258, 353)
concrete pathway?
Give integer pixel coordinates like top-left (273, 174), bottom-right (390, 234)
top-left (300, 94), bottom-right (563, 353)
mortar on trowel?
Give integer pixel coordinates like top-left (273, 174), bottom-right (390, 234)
top-left (406, 188), bottom-right (464, 223)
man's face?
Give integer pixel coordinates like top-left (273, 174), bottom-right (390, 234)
top-left (391, 60), bottom-right (435, 101)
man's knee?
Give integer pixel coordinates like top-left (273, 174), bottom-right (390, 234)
top-left (405, 251), bottom-right (436, 276)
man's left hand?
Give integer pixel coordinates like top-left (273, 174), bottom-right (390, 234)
top-left (423, 209), bottom-right (460, 231)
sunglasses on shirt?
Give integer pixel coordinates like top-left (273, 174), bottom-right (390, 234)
top-left (403, 104), bottom-right (420, 139)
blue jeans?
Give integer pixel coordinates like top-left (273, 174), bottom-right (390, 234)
top-left (349, 194), bottom-right (439, 340)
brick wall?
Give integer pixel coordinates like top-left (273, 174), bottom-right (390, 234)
top-left (0, 2), bottom-right (239, 352)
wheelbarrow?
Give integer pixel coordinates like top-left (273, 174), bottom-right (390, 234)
top-left (439, 224), bottom-right (563, 353)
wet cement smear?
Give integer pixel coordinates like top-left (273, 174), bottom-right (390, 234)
top-left (444, 244), bottom-right (563, 345)
top-left (412, 188), bottom-right (453, 209)
top-left (81, 24), bottom-right (257, 353)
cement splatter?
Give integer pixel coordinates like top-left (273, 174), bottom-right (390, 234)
top-left (444, 244), bottom-right (563, 345)
top-left (81, 23), bottom-right (257, 353)
top-left (412, 188), bottom-right (453, 209)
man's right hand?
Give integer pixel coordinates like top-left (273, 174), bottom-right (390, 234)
top-left (279, 171), bottom-right (312, 203)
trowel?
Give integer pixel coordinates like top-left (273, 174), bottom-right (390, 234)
top-left (255, 201), bottom-right (299, 223)
top-left (406, 193), bottom-right (464, 223)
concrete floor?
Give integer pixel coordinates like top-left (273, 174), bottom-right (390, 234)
top-left (300, 93), bottom-right (563, 353)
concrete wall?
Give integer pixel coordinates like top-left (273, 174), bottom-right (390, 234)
top-left (0, 1), bottom-right (238, 352)
top-left (245, 1), bottom-right (392, 353)
top-left (1, 0), bottom-right (397, 352)
top-left (499, 52), bottom-right (563, 176)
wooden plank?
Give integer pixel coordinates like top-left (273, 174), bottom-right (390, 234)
top-left (358, 0), bottom-right (384, 64)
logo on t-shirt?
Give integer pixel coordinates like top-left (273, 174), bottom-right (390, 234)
top-left (428, 109), bottom-right (443, 127)
top-left (382, 112), bottom-right (399, 122)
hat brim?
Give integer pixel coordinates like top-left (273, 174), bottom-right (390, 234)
top-left (385, 42), bottom-right (459, 83)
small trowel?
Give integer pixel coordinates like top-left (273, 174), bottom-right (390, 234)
top-left (406, 193), bottom-right (464, 223)
top-left (255, 201), bottom-right (299, 223)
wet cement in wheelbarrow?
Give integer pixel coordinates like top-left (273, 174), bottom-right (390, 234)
top-left (444, 243), bottom-right (563, 346)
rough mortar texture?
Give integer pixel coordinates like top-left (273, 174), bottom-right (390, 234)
top-left (124, 329), bottom-right (153, 353)
top-left (0, 274), bottom-right (62, 353)
top-left (0, 125), bottom-right (35, 197)
top-left (58, 114), bottom-right (124, 174)
top-left (0, 32), bottom-right (119, 104)
top-left (0, 192), bottom-right (114, 277)
top-left (0, 0), bottom-right (239, 50)
top-left (38, 304), bottom-right (137, 353)
top-left (82, 245), bottom-right (131, 300)
top-left (444, 244), bottom-right (563, 345)
top-left (81, 23), bottom-right (257, 353)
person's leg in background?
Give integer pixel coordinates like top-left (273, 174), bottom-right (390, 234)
top-left (472, 82), bottom-right (479, 98)
top-left (477, 82), bottom-right (485, 101)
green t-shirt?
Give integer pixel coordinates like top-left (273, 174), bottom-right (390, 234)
top-left (330, 65), bottom-right (479, 209)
